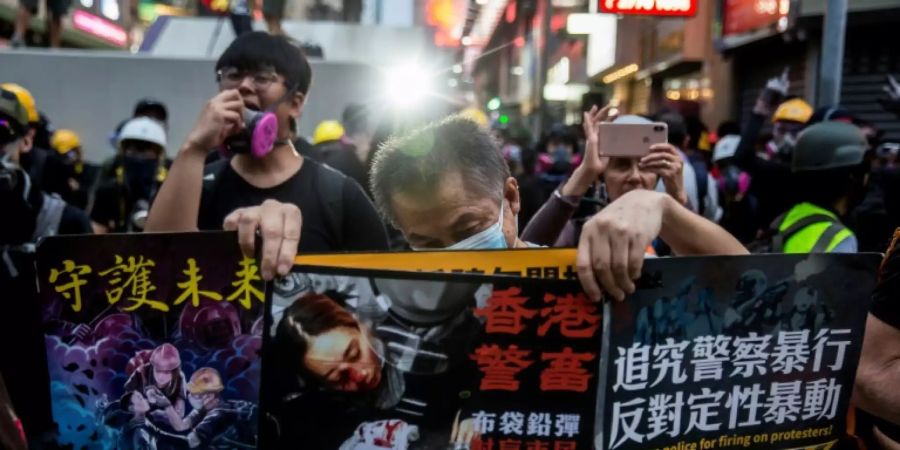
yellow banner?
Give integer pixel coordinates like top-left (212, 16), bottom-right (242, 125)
top-left (295, 248), bottom-right (578, 279)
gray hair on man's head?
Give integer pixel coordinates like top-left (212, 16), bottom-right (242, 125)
top-left (369, 115), bottom-right (510, 226)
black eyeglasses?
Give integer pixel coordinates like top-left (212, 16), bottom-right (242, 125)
top-left (216, 67), bottom-right (283, 91)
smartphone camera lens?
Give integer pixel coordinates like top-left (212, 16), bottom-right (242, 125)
top-left (654, 125), bottom-right (664, 132)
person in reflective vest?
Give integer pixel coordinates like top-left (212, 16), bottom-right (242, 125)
top-left (768, 121), bottom-right (869, 253)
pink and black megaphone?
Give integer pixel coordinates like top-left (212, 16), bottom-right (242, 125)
top-left (222, 108), bottom-right (279, 159)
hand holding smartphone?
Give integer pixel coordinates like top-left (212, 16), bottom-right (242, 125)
top-left (596, 122), bottom-right (668, 157)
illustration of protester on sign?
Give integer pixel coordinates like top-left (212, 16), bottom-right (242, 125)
top-left (36, 233), bottom-right (264, 450)
top-left (264, 269), bottom-right (601, 450)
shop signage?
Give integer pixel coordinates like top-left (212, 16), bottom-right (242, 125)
top-left (599, 0), bottom-right (698, 17)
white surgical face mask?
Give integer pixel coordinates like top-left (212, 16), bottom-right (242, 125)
top-left (411, 200), bottom-right (513, 251)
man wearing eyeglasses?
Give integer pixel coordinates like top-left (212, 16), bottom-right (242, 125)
top-left (146, 32), bottom-right (388, 280)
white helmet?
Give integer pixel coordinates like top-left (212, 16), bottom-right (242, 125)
top-left (713, 135), bottom-right (741, 162)
top-left (118, 117), bottom-right (166, 149)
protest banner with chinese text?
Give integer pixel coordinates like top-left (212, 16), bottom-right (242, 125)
top-left (262, 267), bottom-right (600, 450)
top-left (600, 254), bottom-right (880, 450)
top-left (36, 232), bottom-right (264, 450)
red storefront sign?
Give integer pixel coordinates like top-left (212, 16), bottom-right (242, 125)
top-left (723, 0), bottom-right (790, 36)
top-left (599, 0), bottom-right (698, 17)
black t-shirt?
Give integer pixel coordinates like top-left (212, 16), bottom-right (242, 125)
top-left (198, 158), bottom-right (388, 253)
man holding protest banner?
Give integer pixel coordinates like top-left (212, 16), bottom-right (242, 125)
top-left (145, 32), bottom-right (388, 281)
top-left (368, 115), bottom-right (748, 301)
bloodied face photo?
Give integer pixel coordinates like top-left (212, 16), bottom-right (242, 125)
top-left (265, 272), bottom-right (492, 450)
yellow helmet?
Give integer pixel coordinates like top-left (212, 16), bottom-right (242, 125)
top-left (459, 107), bottom-right (489, 128)
top-left (0, 83), bottom-right (38, 124)
top-left (186, 367), bottom-right (224, 395)
top-left (773, 98), bottom-right (813, 124)
top-left (51, 129), bottom-right (81, 154)
top-left (312, 120), bottom-right (345, 145)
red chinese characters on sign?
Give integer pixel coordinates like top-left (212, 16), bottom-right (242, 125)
top-left (599, 0), bottom-right (697, 17)
top-left (476, 287), bottom-right (538, 334)
top-left (541, 348), bottom-right (596, 392)
top-left (538, 293), bottom-right (600, 338)
top-left (472, 344), bottom-right (534, 391)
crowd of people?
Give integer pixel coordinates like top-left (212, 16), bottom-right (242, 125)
top-left (2, 30), bottom-right (900, 448)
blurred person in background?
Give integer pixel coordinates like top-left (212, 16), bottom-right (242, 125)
top-left (90, 117), bottom-right (168, 233)
top-left (732, 73), bottom-right (810, 236)
top-left (535, 124), bottom-right (581, 199)
top-left (315, 103), bottom-right (374, 192)
top-left (1, 88), bottom-right (91, 250)
top-left (263, 0), bottom-right (289, 35)
top-left (311, 120), bottom-right (344, 149)
top-left (711, 134), bottom-right (758, 244)
top-left (145, 32), bottom-right (388, 282)
top-left (31, 113), bottom-right (55, 156)
top-left (133, 98), bottom-right (169, 129)
top-left (655, 112), bottom-right (719, 222)
top-left (875, 142), bottom-right (899, 170)
top-left (847, 76), bottom-right (900, 252)
top-left (42, 129), bottom-right (98, 210)
top-left (10, 0), bottom-right (68, 48)
top-left (756, 122), bottom-right (869, 254)
top-left (0, 84), bottom-right (50, 190)
top-left (494, 123), bottom-right (545, 230)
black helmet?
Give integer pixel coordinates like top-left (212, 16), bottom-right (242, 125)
top-left (133, 98), bottom-right (168, 123)
top-left (792, 121), bottom-right (867, 173)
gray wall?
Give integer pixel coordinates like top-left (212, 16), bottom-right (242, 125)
top-left (148, 17), bottom-right (446, 67)
top-left (0, 49), bottom-right (382, 163)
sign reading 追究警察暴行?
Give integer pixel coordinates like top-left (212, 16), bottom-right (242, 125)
top-left (599, 0), bottom-right (697, 17)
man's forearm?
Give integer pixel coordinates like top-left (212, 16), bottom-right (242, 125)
top-left (658, 195), bottom-right (748, 256)
top-left (145, 145), bottom-right (207, 232)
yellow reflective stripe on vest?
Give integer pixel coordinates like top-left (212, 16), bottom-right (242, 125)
top-left (778, 203), bottom-right (854, 254)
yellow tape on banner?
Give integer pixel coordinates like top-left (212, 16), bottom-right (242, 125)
top-left (294, 248), bottom-right (577, 278)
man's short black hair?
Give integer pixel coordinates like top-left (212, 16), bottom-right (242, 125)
top-left (215, 31), bottom-right (313, 95)
top-left (370, 115), bottom-right (510, 226)
top-left (656, 112), bottom-right (688, 147)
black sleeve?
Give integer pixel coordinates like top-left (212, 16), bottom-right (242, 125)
top-left (870, 231), bottom-right (900, 328)
top-left (89, 185), bottom-right (118, 228)
top-left (59, 206), bottom-right (93, 235)
top-left (340, 178), bottom-right (389, 251)
top-left (733, 113), bottom-right (766, 173)
top-left (733, 112), bottom-right (791, 181)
